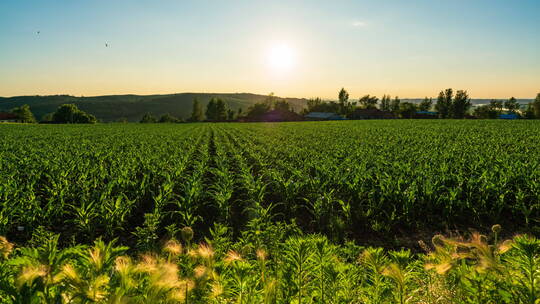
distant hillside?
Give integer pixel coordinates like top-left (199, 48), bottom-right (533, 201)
top-left (0, 93), bottom-right (308, 122)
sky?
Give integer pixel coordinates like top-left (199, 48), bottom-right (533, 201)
top-left (1, 0), bottom-right (539, 99)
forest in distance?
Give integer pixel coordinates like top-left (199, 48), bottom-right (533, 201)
top-left (2, 88), bottom-right (540, 124)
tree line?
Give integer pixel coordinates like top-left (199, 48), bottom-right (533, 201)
top-left (2, 104), bottom-right (97, 124)
top-left (4, 91), bottom-right (540, 123)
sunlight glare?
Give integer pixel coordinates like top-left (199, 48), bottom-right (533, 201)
top-left (266, 43), bottom-right (296, 72)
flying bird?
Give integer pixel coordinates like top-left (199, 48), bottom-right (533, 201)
top-left (105, 43), bottom-right (109, 47)
top-left (37, 31), bottom-right (40, 34)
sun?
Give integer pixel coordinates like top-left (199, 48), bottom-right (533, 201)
top-left (266, 43), bottom-right (296, 71)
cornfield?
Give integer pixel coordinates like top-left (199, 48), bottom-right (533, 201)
top-left (1, 120), bottom-right (540, 302)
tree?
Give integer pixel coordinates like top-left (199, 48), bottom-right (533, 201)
top-left (274, 100), bottom-right (291, 112)
top-left (435, 89), bottom-right (453, 118)
top-left (52, 104), bottom-right (96, 124)
top-left (205, 98), bottom-right (217, 121)
top-left (473, 104), bottom-right (499, 119)
top-left (338, 88), bottom-right (349, 105)
top-left (390, 96), bottom-right (401, 113)
top-left (398, 102), bottom-right (417, 118)
top-left (40, 113), bottom-right (54, 123)
top-left (140, 113), bottom-right (156, 123)
top-left (215, 99), bottom-right (228, 121)
top-left (524, 102), bottom-right (536, 119)
top-left (380, 95), bottom-right (391, 111)
top-left (11, 104), bottom-right (36, 123)
top-left (490, 99), bottom-right (503, 112)
top-left (504, 97), bottom-right (520, 114)
top-left (158, 113), bottom-right (179, 123)
top-left (245, 103), bottom-right (271, 120)
top-left (73, 111), bottom-right (97, 123)
top-left (358, 95), bottom-right (379, 109)
top-left (531, 93), bottom-right (540, 118)
top-left (418, 97), bottom-right (432, 111)
top-left (452, 90), bottom-right (471, 118)
top-left (190, 98), bottom-right (204, 122)
top-left (227, 109), bottom-right (235, 121)
top-left (205, 98), bottom-right (228, 121)
top-left (338, 88), bottom-right (351, 115)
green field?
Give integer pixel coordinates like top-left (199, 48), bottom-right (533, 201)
top-left (1, 120), bottom-right (540, 303)
top-left (2, 120), bottom-right (540, 243)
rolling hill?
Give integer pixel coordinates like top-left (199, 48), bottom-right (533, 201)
top-left (0, 93), bottom-right (308, 122)
top-left (0, 93), bottom-right (533, 122)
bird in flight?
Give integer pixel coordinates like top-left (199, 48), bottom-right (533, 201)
top-left (105, 43), bottom-right (109, 47)
top-left (37, 31), bottom-right (40, 34)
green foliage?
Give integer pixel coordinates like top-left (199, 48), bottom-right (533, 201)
top-left (10, 104), bottom-right (36, 123)
top-left (435, 88), bottom-right (453, 118)
top-left (1, 121), bottom-right (540, 247)
top-left (398, 102), bottom-right (417, 118)
top-left (379, 95), bottom-right (392, 111)
top-left (358, 95), bottom-right (379, 109)
top-left (205, 98), bottom-right (228, 121)
top-left (390, 96), bottom-right (401, 113)
top-left (158, 113), bottom-right (180, 123)
top-left (52, 104), bottom-right (97, 124)
top-left (140, 112), bottom-right (157, 123)
top-left (505, 97), bottom-right (520, 114)
top-left (418, 97), bottom-right (432, 111)
top-left (532, 93), bottom-right (540, 118)
top-left (452, 90), bottom-right (471, 118)
top-left (0, 93), bottom-right (307, 122)
top-left (190, 98), bottom-right (204, 122)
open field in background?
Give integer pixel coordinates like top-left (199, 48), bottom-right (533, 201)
top-left (1, 120), bottom-right (539, 248)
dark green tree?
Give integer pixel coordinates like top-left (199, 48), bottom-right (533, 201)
top-left (530, 93), bottom-right (540, 118)
top-left (435, 89), bottom-right (453, 118)
top-left (358, 95), bottom-right (379, 109)
top-left (338, 88), bottom-right (349, 104)
top-left (473, 104), bottom-right (499, 119)
top-left (418, 97), bottom-right (432, 111)
top-left (40, 113), bottom-right (54, 123)
top-left (390, 96), bottom-right (401, 113)
top-left (140, 113), bottom-right (156, 123)
top-left (52, 104), bottom-right (78, 123)
top-left (190, 98), bottom-right (204, 122)
top-left (245, 103), bottom-right (271, 120)
top-left (338, 88), bottom-right (350, 114)
top-left (11, 104), bottom-right (36, 123)
top-left (491, 99), bottom-right (503, 112)
top-left (215, 99), bottom-right (228, 121)
top-left (227, 109), bottom-right (235, 121)
top-left (379, 95), bottom-right (391, 111)
top-left (158, 113), bottom-right (178, 123)
top-left (205, 98), bottom-right (218, 121)
top-left (274, 100), bottom-right (291, 112)
top-left (52, 104), bottom-right (96, 124)
top-left (398, 102), bottom-right (418, 118)
top-left (452, 90), bottom-right (471, 118)
top-left (504, 97), bottom-right (520, 114)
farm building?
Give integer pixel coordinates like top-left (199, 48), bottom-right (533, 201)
top-left (0, 112), bottom-right (19, 123)
top-left (348, 108), bottom-right (395, 119)
top-left (414, 111), bottom-right (438, 119)
top-left (304, 112), bottom-right (346, 121)
top-left (499, 113), bottom-right (519, 120)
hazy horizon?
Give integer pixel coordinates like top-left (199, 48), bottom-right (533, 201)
top-left (1, 0), bottom-right (539, 99)
top-left (0, 91), bottom-right (537, 102)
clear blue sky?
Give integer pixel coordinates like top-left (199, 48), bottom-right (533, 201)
top-left (1, 0), bottom-right (539, 99)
